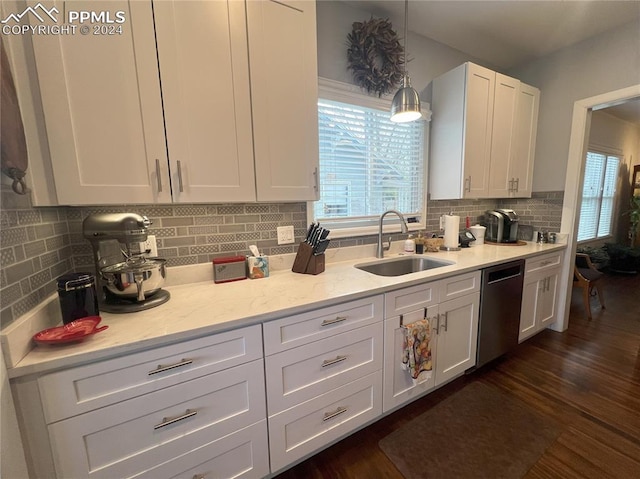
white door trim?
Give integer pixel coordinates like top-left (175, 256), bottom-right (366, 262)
top-left (554, 84), bottom-right (640, 332)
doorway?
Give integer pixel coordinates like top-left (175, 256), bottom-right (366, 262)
top-left (557, 85), bottom-right (640, 331)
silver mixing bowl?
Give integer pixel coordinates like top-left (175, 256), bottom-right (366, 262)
top-left (101, 257), bottom-right (166, 301)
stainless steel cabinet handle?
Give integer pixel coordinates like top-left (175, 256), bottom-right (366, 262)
top-left (155, 159), bottom-right (162, 192)
top-left (148, 358), bottom-right (193, 376)
top-left (323, 406), bottom-right (347, 422)
top-left (193, 475), bottom-right (206, 479)
top-left (441, 312), bottom-right (448, 332)
top-left (509, 178), bottom-right (514, 192)
top-left (321, 316), bottom-right (347, 327)
top-left (540, 260), bottom-right (553, 266)
top-left (465, 176), bottom-right (472, 192)
top-left (515, 178), bottom-right (520, 192)
top-left (433, 315), bottom-right (440, 335)
top-left (322, 355), bottom-right (347, 367)
top-left (313, 167), bottom-right (319, 191)
top-left (177, 160), bottom-right (184, 192)
top-left (154, 409), bottom-right (197, 430)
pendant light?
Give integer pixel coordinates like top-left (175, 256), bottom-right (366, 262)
top-left (390, 0), bottom-right (422, 123)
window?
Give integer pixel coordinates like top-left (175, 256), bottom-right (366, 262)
top-left (577, 150), bottom-right (621, 242)
top-left (312, 80), bottom-right (427, 236)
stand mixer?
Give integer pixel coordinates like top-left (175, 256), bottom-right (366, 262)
top-left (82, 213), bottom-right (170, 313)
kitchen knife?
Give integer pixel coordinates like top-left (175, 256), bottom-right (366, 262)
top-left (310, 225), bottom-right (322, 246)
top-left (313, 239), bottom-right (330, 255)
top-left (304, 223), bottom-right (315, 243)
top-left (318, 228), bottom-right (330, 242)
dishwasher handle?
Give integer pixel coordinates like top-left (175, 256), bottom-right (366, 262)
top-left (486, 263), bottom-right (523, 285)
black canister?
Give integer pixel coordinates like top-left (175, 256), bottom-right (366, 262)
top-left (56, 273), bottom-right (100, 324)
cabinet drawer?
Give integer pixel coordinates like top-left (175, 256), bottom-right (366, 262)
top-left (132, 420), bottom-right (269, 479)
top-left (48, 360), bottom-right (266, 479)
top-left (268, 372), bottom-right (382, 473)
top-left (385, 281), bottom-right (439, 318)
top-left (39, 325), bottom-right (262, 423)
top-left (525, 252), bottom-right (563, 275)
top-left (265, 322), bottom-right (383, 414)
top-left (263, 295), bottom-right (383, 355)
top-left (440, 271), bottom-right (481, 302)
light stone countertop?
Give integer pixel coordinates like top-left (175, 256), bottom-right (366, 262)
top-left (6, 241), bottom-right (565, 378)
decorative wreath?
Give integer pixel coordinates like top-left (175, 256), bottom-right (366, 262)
top-left (347, 18), bottom-right (404, 97)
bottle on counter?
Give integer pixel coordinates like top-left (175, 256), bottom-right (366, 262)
top-left (415, 231), bottom-right (424, 254)
top-left (404, 234), bottom-right (416, 254)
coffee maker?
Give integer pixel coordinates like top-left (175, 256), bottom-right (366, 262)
top-left (485, 209), bottom-right (520, 243)
top-left (83, 213), bottom-right (170, 313)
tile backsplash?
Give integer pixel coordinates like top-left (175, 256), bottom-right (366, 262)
top-left (0, 187), bottom-right (563, 328)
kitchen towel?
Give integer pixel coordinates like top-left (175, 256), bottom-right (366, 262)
top-left (401, 319), bottom-right (433, 381)
top-left (443, 215), bottom-right (460, 249)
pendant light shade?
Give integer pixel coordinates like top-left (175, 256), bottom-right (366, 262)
top-left (390, 0), bottom-right (422, 123)
top-left (390, 74), bottom-right (422, 123)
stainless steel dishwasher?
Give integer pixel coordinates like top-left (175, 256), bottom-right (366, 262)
top-left (476, 259), bottom-right (525, 368)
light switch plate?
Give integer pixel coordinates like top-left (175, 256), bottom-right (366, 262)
top-left (277, 226), bottom-right (295, 245)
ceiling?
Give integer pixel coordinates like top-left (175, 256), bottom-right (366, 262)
top-left (342, 0), bottom-right (640, 124)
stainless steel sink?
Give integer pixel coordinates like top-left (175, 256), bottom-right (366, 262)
top-left (355, 256), bottom-right (455, 276)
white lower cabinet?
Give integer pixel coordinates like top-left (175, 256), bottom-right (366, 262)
top-left (263, 296), bottom-right (384, 473)
top-left (268, 372), bottom-right (382, 472)
top-left (383, 271), bottom-right (481, 412)
top-left (132, 420), bottom-right (270, 479)
top-left (519, 252), bottom-right (563, 342)
top-left (48, 359), bottom-right (265, 478)
top-left (13, 326), bottom-right (267, 479)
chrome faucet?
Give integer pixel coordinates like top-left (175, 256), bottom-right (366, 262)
top-left (377, 210), bottom-right (409, 258)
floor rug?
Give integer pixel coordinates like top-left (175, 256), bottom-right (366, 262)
top-left (379, 381), bottom-right (562, 479)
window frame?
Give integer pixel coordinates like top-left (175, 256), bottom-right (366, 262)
top-left (577, 146), bottom-right (623, 244)
top-left (308, 78), bottom-right (431, 239)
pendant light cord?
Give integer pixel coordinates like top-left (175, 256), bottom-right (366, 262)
top-left (403, 0), bottom-right (408, 78)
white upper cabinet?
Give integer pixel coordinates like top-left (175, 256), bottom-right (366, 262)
top-left (487, 73), bottom-right (519, 198)
top-left (31, 1), bottom-right (170, 205)
top-left (154, 0), bottom-right (256, 203)
top-left (247, 0), bottom-right (320, 202)
top-left (26, 0), bottom-right (319, 205)
top-left (509, 83), bottom-right (540, 197)
top-left (429, 62), bottom-right (539, 200)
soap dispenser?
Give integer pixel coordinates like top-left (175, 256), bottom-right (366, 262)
top-left (404, 234), bottom-right (416, 254)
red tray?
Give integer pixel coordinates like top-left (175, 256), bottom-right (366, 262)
top-left (33, 316), bottom-right (108, 345)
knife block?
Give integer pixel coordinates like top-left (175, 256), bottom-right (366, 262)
top-left (291, 242), bottom-right (325, 275)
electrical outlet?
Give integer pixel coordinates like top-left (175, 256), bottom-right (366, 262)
top-left (276, 225), bottom-right (295, 245)
top-left (139, 235), bottom-right (158, 257)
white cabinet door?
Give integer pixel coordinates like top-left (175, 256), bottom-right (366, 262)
top-left (519, 275), bottom-right (541, 342)
top-left (382, 307), bottom-right (437, 413)
top-left (538, 271), bottom-right (560, 330)
top-left (519, 252), bottom-right (563, 342)
top-left (434, 292), bottom-right (480, 386)
top-left (462, 63), bottom-right (494, 198)
top-left (247, 0), bottom-right (319, 201)
top-left (509, 83), bottom-right (540, 198)
top-left (154, 0), bottom-right (256, 203)
top-left (31, 0), bottom-right (170, 204)
top-left (487, 73), bottom-right (519, 198)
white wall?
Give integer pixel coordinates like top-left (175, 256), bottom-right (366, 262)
top-left (511, 20), bottom-right (640, 192)
top-left (589, 111), bottom-right (640, 242)
top-left (316, 1), bottom-right (495, 99)
top-left (319, 3), bottom-right (640, 195)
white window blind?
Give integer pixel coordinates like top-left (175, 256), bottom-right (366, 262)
top-left (314, 98), bottom-right (425, 230)
top-left (578, 151), bottom-right (620, 242)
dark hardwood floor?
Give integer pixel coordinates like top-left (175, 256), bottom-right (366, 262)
top-left (275, 272), bottom-right (640, 479)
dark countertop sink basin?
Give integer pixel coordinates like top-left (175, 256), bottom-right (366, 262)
top-left (355, 256), bottom-right (456, 276)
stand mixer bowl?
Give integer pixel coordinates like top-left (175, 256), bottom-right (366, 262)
top-left (101, 257), bottom-right (166, 302)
